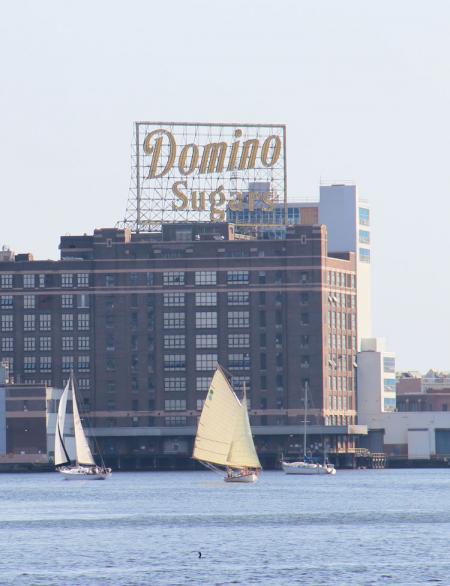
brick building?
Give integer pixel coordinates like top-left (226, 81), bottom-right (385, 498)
top-left (0, 222), bottom-right (365, 468)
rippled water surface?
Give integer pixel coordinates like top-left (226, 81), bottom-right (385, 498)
top-left (1, 469), bottom-right (450, 585)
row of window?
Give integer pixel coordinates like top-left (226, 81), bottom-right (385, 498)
top-left (163, 376), bottom-right (250, 393)
top-left (327, 271), bottom-right (356, 289)
top-left (0, 314), bottom-right (90, 332)
top-left (327, 311), bottom-right (357, 331)
top-left (328, 333), bottom-right (357, 351)
top-left (0, 294), bottom-right (89, 309)
top-left (1, 336), bottom-right (90, 352)
top-left (23, 355), bottom-right (90, 372)
top-left (163, 333), bottom-right (250, 349)
top-left (163, 353), bottom-right (250, 371)
top-left (0, 273), bottom-right (90, 289)
top-left (327, 375), bottom-right (354, 391)
top-left (328, 395), bottom-right (353, 411)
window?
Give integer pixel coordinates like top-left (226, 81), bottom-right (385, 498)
top-left (164, 378), bottom-right (186, 392)
top-left (196, 334), bottom-right (217, 348)
top-left (359, 230), bottom-right (370, 244)
top-left (227, 292), bottom-right (249, 305)
top-left (300, 355), bottom-right (310, 368)
top-left (78, 336), bottom-right (90, 350)
top-left (1, 274), bottom-right (13, 289)
top-left (195, 292), bottom-right (217, 306)
top-left (300, 313), bottom-right (309, 326)
top-left (62, 356), bottom-right (74, 372)
top-left (105, 274), bottom-right (115, 287)
top-left (196, 377), bottom-right (210, 392)
top-left (39, 314), bottom-right (51, 331)
top-left (359, 207), bottom-right (370, 226)
top-left (228, 353), bottom-right (250, 370)
top-left (300, 335), bottom-right (309, 348)
top-left (227, 271), bottom-right (249, 284)
top-left (164, 335), bottom-right (186, 349)
top-left (299, 271), bottom-right (309, 284)
top-left (195, 271), bottom-right (217, 285)
top-left (300, 293), bottom-right (309, 305)
top-left (77, 273), bottom-right (89, 287)
top-left (232, 376), bottom-right (250, 393)
top-left (384, 357), bottom-right (395, 373)
top-left (23, 295), bottom-right (35, 309)
top-left (163, 292), bottom-right (185, 307)
top-left (78, 314), bottom-right (90, 331)
top-left (78, 356), bottom-right (90, 372)
top-left (196, 354), bottom-right (217, 371)
top-left (77, 294), bottom-right (89, 309)
top-left (227, 311), bottom-right (249, 328)
top-left (62, 336), bottom-right (73, 351)
top-left (0, 296), bottom-right (13, 309)
top-left (23, 274), bottom-right (35, 288)
top-left (1, 337), bottom-right (13, 351)
top-left (61, 273), bottom-right (73, 288)
top-left (163, 271), bottom-right (185, 286)
top-left (165, 399), bottom-right (186, 411)
top-left (196, 399), bottom-right (205, 410)
top-left (163, 312), bottom-right (185, 329)
top-left (23, 314), bottom-right (34, 331)
top-left (38, 274), bottom-right (46, 288)
top-left (164, 354), bottom-right (186, 371)
top-left (40, 336), bottom-right (51, 351)
top-left (106, 358), bottom-right (116, 371)
top-left (196, 311), bottom-right (217, 329)
top-left (24, 337), bottom-right (35, 351)
top-left (62, 314), bottom-right (73, 331)
top-left (359, 248), bottom-right (371, 263)
top-left (40, 356), bottom-right (52, 372)
top-left (228, 333), bottom-right (250, 348)
top-left (24, 356), bottom-right (36, 372)
top-left (146, 272), bottom-right (154, 286)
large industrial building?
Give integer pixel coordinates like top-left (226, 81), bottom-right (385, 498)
top-left (0, 219), bottom-right (366, 468)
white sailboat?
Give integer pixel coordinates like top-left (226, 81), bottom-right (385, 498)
top-left (54, 373), bottom-right (111, 480)
top-left (193, 366), bottom-right (261, 483)
top-left (281, 381), bottom-right (336, 476)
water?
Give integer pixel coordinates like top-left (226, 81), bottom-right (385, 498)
top-left (1, 469), bottom-right (450, 585)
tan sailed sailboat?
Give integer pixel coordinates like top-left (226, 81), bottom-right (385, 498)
top-left (54, 373), bottom-right (111, 480)
top-left (193, 366), bottom-right (261, 483)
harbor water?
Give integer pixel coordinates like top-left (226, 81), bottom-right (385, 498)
top-left (1, 468), bottom-right (450, 585)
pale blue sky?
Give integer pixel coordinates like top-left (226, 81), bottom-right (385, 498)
top-left (1, 0), bottom-right (449, 371)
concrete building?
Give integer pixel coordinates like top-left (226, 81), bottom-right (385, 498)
top-left (0, 221), bottom-right (366, 468)
top-left (357, 338), bottom-right (396, 420)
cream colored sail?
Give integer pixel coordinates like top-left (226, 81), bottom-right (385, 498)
top-left (54, 380), bottom-right (71, 467)
top-left (71, 376), bottom-right (96, 466)
top-left (226, 396), bottom-right (261, 470)
top-left (193, 368), bottom-right (241, 466)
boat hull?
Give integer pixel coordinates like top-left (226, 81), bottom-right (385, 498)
top-left (282, 461), bottom-right (336, 475)
top-left (58, 466), bottom-right (112, 480)
top-left (224, 471), bottom-right (258, 483)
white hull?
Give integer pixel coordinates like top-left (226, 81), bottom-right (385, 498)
top-left (282, 461), bottom-right (336, 475)
top-left (58, 466), bottom-right (112, 480)
top-left (224, 471), bottom-right (258, 483)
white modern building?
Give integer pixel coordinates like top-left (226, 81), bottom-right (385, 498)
top-left (319, 184), bottom-right (372, 346)
top-left (357, 338), bottom-right (396, 419)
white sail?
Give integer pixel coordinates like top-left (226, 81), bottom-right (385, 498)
top-left (226, 396), bottom-right (261, 470)
top-left (71, 377), bottom-right (96, 466)
top-left (193, 368), bottom-right (242, 466)
top-left (54, 380), bottom-right (71, 467)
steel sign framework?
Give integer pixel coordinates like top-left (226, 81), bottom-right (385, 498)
top-left (119, 122), bottom-right (287, 232)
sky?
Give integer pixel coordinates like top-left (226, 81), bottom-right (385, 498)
top-left (0, 0), bottom-right (449, 372)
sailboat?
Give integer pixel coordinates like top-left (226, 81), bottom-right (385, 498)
top-left (54, 373), bottom-right (112, 480)
top-left (193, 366), bottom-right (261, 483)
top-left (281, 381), bottom-right (336, 475)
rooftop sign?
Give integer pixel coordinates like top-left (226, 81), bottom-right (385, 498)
top-left (120, 122), bottom-right (287, 231)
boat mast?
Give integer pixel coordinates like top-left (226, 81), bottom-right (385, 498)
top-left (303, 380), bottom-right (308, 459)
